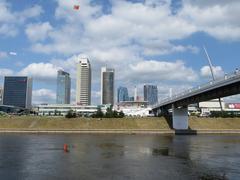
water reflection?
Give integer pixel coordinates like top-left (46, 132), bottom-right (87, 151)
top-left (0, 134), bottom-right (239, 179)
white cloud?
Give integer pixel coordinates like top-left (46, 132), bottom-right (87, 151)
top-left (18, 63), bottom-right (61, 81)
top-left (128, 60), bottom-right (198, 82)
top-left (25, 22), bottom-right (53, 42)
top-left (30, 0), bottom-right (197, 55)
top-left (0, 1), bottom-right (43, 37)
top-left (9, 51), bottom-right (17, 56)
top-left (32, 88), bottom-right (56, 104)
top-left (0, 68), bottom-right (13, 76)
top-left (200, 65), bottom-right (225, 79)
top-left (181, 0), bottom-right (240, 41)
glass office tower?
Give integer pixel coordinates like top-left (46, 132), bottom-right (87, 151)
top-left (117, 87), bottom-right (129, 103)
top-left (3, 76), bottom-right (32, 108)
top-left (56, 70), bottom-right (71, 104)
top-left (101, 67), bottom-right (114, 105)
top-left (144, 85), bottom-right (158, 105)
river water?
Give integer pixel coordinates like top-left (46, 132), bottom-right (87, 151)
top-left (0, 134), bottom-right (239, 180)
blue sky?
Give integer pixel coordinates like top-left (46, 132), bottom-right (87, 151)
top-left (0, 0), bottom-right (240, 105)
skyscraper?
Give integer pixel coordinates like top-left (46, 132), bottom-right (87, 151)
top-left (56, 70), bottom-right (71, 104)
top-left (76, 57), bottom-right (91, 105)
top-left (101, 67), bottom-right (114, 105)
top-left (3, 76), bottom-right (32, 108)
top-left (117, 87), bottom-right (129, 103)
top-left (144, 85), bottom-right (158, 105)
top-left (0, 86), bottom-right (3, 105)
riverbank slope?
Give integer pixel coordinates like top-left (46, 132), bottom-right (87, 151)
top-left (0, 116), bottom-right (240, 132)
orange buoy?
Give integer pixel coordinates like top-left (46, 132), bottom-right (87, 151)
top-left (63, 144), bottom-right (69, 152)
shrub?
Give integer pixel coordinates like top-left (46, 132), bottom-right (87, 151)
top-left (92, 106), bottom-right (125, 118)
top-left (65, 110), bottom-right (76, 118)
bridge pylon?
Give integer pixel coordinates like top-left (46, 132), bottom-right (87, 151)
top-left (172, 104), bottom-right (188, 130)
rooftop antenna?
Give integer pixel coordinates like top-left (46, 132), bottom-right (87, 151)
top-left (203, 46), bottom-right (223, 111)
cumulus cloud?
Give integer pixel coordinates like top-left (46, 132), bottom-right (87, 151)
top-left (25, 22), bottom-right (53, 42)
top-left (0, 1), bottom-right (43, 37)
top-left (31, 0), bottom-right (240, 57)
top-left (0, 68), bottom-right (13, 76)
top-left (29, 0), bottom-right (198, 56)
top-left (200, 65), bottom-right (225, 78)
top-left (128, 60), bottom-right (198, 82)
top-left (32, 88), bottom-right (56, 104)
top-left (180, 0), bottom-right (240, 41)
top-left (18, 63), bottom-right (61, 81)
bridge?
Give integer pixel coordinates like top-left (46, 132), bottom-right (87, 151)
top-left (152, 71), bottom-right (240, 130)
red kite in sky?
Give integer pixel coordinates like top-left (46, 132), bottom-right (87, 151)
top-left (73, 5), bottom-right (80, 10)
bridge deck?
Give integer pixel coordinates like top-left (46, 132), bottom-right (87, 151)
top-left (153, 71), bottom-right (240, 109)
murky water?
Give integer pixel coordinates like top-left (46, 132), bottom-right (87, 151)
top-left (0, 134), bottom-right (239, 179)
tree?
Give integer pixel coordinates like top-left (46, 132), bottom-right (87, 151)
top-left (92, 107), bottom-right (104, 118)
top-left (65, 110), bottom-right (76, 118)
top-left (113, 110), bottom-right (118, 118)
top-left (105, 106), bottom-right (113, 118)
top-left (118, 111), bottom-right (125, 118)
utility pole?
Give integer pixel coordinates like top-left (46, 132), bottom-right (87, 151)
top-left (203, 46), bottom-right (223, 111)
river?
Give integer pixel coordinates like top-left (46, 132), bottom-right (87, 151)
top-left (0, 134), bottom-right (239, 179)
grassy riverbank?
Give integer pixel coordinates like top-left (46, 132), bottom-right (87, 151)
top-left (0, 116), bottom-right (240, 130)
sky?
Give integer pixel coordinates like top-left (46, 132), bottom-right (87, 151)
top-left (0, 0), bottom-right (240, 105)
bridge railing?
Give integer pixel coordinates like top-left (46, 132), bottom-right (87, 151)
top-left (155, 70), bottom-right (240, 107)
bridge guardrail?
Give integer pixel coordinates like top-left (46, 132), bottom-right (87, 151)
top-left (155, 70), bottom-right (240, 107)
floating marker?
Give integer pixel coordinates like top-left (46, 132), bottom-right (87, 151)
top-left (63, 144), bottom-right (69, 152)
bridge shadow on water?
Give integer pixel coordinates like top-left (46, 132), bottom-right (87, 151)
top-left (175, 128), bottom-right (197, 135)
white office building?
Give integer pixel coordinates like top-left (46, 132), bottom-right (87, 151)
top-left (76, 57), bottom-right (91, 105)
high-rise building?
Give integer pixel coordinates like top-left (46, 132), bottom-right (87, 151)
top-left (56, 70), bottom-right (71, 104)
top-left (129, 96), bottom-right (134, 101)
top-left (3, 76), bottom-right (32, 108)
top-left (76, 57), bottom-right (91, 105)
top-left (101, 67), bottom-right (114, 105)
top-left (134, 86), bottom-right (137, 101)
top-left (144, 85), bottom-right (158, 105)
top-left (0, 86), bottom-right (3, 104)
top-left (117, 87), bottom-right (129, 103)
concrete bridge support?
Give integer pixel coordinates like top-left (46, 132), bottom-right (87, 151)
top-left (172, 105), bottom-right (188, 130)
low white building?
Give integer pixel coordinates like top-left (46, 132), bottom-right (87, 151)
top-left (119, 107), bottom-right (153, 117)
top-left (37, 104), bottom-right (107, 116)
top-left (199, 99), bottom-right (225, 114)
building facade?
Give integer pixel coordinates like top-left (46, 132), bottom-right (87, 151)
top-left (144, 85), bottom-right (158, 106)
top-left (56, 70), bottom-right (71, 104)
top-left (0, 86), bottom-right (3, 105)
top-left (3, 76), bottom-right (32, 109)
top-left (117, 86), bottom-right (129, 103)
top-left (37, 104), bottom-right (108, 116)
top-left (101, 67), bottom-right (114, 105)
top-left (76, 57), bottom-right (91, 105)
